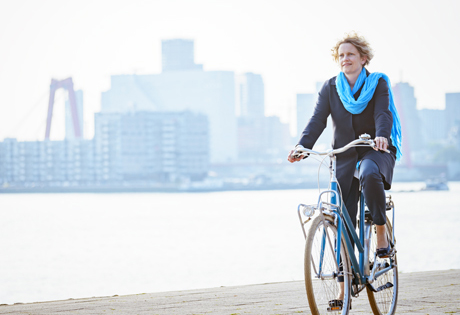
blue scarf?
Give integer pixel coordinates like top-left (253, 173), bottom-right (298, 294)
top-left (336, 68), bottom-right (402, 161)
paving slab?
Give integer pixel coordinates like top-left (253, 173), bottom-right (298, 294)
top-left (1, 269), bottom-right (459, 314)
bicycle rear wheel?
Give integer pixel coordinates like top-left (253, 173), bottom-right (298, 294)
top-left (304, 215), bottom-right (352, 315)
top-left (367, 219), bottom-right (398, 315)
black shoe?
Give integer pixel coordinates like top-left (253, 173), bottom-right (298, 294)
top-left (376, 245), bottom-right (395, 258)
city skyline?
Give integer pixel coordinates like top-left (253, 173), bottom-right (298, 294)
top-left (1, 0), bottom-right (460, 142)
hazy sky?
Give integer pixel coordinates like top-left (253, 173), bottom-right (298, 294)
top-left (1, 0), bottom-right (459, 141)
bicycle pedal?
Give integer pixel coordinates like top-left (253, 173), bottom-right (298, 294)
top-left (327, 299), bottom-right (351, 312)
top-left (327, 305), bottom-right (342, 312)
top-left (368, 282), bottom-right (393, 292)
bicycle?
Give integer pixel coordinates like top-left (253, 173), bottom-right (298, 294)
top-left (293, 134), bottom-right (398, 315)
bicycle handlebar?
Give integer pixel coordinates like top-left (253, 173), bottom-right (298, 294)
top-left (292, 133), bottom-right (390, 158)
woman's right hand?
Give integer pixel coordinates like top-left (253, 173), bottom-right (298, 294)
top-left (287, 149), bottom-right (304, 163)
top-left (374, 136), bottom-right (389, 152)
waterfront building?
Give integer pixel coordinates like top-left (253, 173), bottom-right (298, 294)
top-left (295, 82), bottom-right (333, 149)
top-left (0, 111), bottom-right (208, 187)
top-left (237, 116), bottom-right (266, 161)
top-left (235, 72), bottom-right (289, 161)
top-left (0, 138), bottom-right (95, 186)
top-left (264, 116), bottom-right (291, 158)
top-left (94, 111), bottom-right (209, 183)
top-left (237, 115), bottom-right (290, 161)
top-left (446, 92), bottom-right (460, 133)
top-left (392, 82), bottom-right (423, 165)
top-left (296, 93), bottom-right (314, 138)
top-left (101, 39), bottom-right (236, 163)
top-left (419, 109), bottom-right (448, 144)
top-left (237, 73), bottom-right (265, 118)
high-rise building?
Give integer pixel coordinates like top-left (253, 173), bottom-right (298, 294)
top-left (392, 82), bottom-right (423, 165)
top-left (237, 73), bottom-right (265, 118)
top-left (446, 92), bottom-right (460, 133)
top-left (295, 81), bottom-right (333, 149)
top-left (265, 116), bottom-right (291, 157)
top-left (237, 116), bottom-right (266, 160)
top-left (237, 115), bottom-right (290, 161)
top-left (419, 109), bottom-right (447, 144)
top-left (235, 72), bottom-right (290, 160)
top-left (65, 90), bottom-right (84, 140)
top-left (101, 39), bottom-right (236, 163)
top-left (296, 93), bottom-right (314, 138)
top-left (161, 39), bottom-right (203, 72)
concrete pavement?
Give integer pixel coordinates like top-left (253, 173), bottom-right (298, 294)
top-left (1, 269), bottom-right (459, 314)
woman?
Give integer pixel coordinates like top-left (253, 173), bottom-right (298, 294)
top-left (288, 32), bottom-right (402, 303)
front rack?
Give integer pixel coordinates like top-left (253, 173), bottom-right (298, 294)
top-left (297, 190), bottom-right (340, 239)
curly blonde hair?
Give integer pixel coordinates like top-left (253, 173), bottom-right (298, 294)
top-left (331, 32), bottom-right (374, 66)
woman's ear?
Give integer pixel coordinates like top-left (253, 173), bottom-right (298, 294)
top-left (361, 56), bottom-right (367, 65)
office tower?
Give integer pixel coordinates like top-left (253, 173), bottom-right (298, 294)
top-left (392, 82), bottom-right (423, 164)
top-left (236, 72), bottom-right (271, 160)
top-left (314, 81), bottom-right (333, 148)
top-left (237, 73), bottom-right (265, 118)
top-left (295, 82), bottom-right (332, 149)
top-left (101, 39), bottom-right (236, 163)
top-left (265, 116), bottom-right (291, 156)
top-left (237, 115), bottom-right (290, 161)
top-left (161, 39), bottom-right (203, 72)
top-left (446, 93), bottom-right (460, 132)
top-left (65, 90), bottom-right (84, 140)
top-left (296, 93), bottom-right (315, 138)
top-left (419, 109), bottom-right (447, 144)
top-left (236, 72), bottom-right (289, 160)
top-left (237, 116), bottom-right (266, 160)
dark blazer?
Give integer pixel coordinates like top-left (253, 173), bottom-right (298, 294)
top-left (298, 71), bottom-right (397, 199)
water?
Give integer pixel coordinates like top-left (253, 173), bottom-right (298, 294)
top-left (1, 183), bottom-right (459, 304)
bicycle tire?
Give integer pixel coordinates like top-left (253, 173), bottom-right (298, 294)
top-left (304, 214), bottom-right (352, 315)
top-left (366, 218), bottom-right (398, 315)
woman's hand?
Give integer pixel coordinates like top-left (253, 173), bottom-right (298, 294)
top-left (374, 137), bottom-right (388, 152)
top-left (287, 149), bottom-right (304, 163)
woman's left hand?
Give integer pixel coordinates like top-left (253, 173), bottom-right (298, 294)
top-left (374, 137), bottom-right (388, 151)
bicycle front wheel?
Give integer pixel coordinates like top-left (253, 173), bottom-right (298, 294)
top-left (304, 214), bottom-right (352, 315)
top-left (366, 219), bottom-right (398, 315)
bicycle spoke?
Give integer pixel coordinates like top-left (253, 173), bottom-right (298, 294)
top-left (305, 216), bottom-right (350, 315)
top-left (367, 221), bottom-right (398, 315)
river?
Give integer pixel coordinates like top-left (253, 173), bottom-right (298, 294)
top-left (1, 182), bottom-right (459, 304)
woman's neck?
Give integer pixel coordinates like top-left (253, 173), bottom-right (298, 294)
top-left (344, 67), bottom-right (363, 91)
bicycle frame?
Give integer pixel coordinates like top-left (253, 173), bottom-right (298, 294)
top-left (296, 135), bottom-right (396, 294)
top-left (329, 155), bottom-right (366, 285)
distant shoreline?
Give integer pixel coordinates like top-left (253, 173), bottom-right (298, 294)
top-left (1, 181), bottom-right (456, 193)
top-left (0, 183), bottom-right (315, 194)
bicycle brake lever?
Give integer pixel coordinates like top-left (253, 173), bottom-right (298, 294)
top-left (375, 146), bottom-right (391, 154)
top-left (369, 139), bottom-right (391, 154)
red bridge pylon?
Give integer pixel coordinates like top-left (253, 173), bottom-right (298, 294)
top-left (45, 77), bottom-right (82, 140)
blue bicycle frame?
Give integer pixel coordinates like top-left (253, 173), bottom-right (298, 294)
top-left (327, 155), bottom-right (394, 289)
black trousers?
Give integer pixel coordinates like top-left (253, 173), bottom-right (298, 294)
top-left (337, 159), bottom-right (387, 283)
top-left (343, 158), bottom-right (387, 227)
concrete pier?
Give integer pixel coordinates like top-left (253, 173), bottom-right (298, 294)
top-left (1, 269), bottom-right (459, 314)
